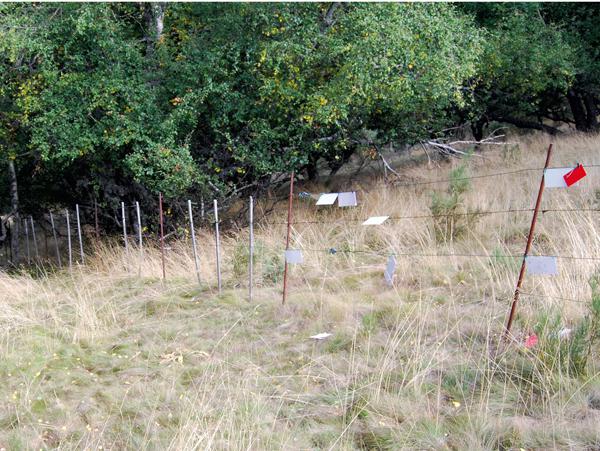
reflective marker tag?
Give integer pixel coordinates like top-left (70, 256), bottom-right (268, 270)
top-left (362, 216), bottom-right (389, 225)
top-left (285, 249), bottom-right (303, 264)
top-left (338, 191), bottom-right (358, 207)
top-left (316, 193), bottom-right (338, 205)
top-left (544, 168), bottom-right (572, 188)
top-left (384, 255), bottom-right (396, 286)
top-left (525, 256), bottom-right (557, 275)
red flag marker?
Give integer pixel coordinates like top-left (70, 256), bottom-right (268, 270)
top-left (524, 333), bottom-right (538, 348)
top-left (563, 164), bottom-right (586, 187)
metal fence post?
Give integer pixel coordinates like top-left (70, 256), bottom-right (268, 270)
top-left (188, 200), bottom-right (201, 286)
top-left (50, 212), bottom-right (62, 268)
top-left (502, 143), bottom-right (553, 342)
top-left (159, 193), bottom-right (166, 281)
top-left (136, 201), bottom-right (143, 276)
top-left (30, 216), bottom-right (39, 260)
top-left (214, 199), bottom-right (222, 293)
top-left (75, 204), bottom-right (84, 264)
top-left (65, 209), bottom-right (72, 271)
top-left (121, 202), bottom-right (128, 254)
top-left (249, 196), bottom-right (254, 302)
top-left (282, 171), bottom-right (295, 304)
top-left (23, 218), bottom-right (30, 265)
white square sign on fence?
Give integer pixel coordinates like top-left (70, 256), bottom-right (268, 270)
top-left (384, 255), bottom-right (397, 286)
top-left (285, 249), bottom-right (303, 264)
top-left (338, 192), bottom-right (358, 207)
top-left (362, 216), bottom-right (389, 226)
top-left (526, 256), bottom-right (558, 275)
top-left (316, 193), bottom-right (338, 206)
top-left (544, 168), bottom-right (573, 188)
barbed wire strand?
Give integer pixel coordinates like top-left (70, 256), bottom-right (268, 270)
top-left (261, 206), bottom-right (600, 226)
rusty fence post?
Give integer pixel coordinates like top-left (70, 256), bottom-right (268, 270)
top-left (502, 143), bottom-right (553, 342)
top-left (249, 196), bottom-right (254, 302)
top-left (214, 199), bottom-right (222, 293)
top-left (282, 171), bottom-right (295, 305)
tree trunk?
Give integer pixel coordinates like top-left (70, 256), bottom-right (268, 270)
top-left (142, 3), bottom-right (166, 56)
top-left (8, 159), bottom-right (20, 264)
top-left (567, 89), bottom-right (588, 131)
top-left (583, 93), bottom-right (599, 130)
top-left (471, 118), bottom-right (486, 142)
top-left (305, 160), bottom-right (319, 181)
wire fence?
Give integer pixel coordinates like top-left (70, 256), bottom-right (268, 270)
top-left (2, 157), bottom-right (599, 319)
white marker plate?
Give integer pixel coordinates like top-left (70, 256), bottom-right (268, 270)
top-left (338, 191), bottom-right (358, 207)
top-left (316, 193), bottom-right (338, 205)
top-left (310, 333), bottom-right (332, 340)
top-left (384, 255), bottom-right (397, 286)
top-left (526, 256), bottom-right (558, 275)
top-left (362, 216), bottom-right (389, 226)
top-left (544, 168), bottom-right (573, 188)
top-left (285, 249), bottom-right (303, 264)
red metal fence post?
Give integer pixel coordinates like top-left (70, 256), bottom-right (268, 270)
top-left (282, 171), bottom-right (295, 305)
top-left (502, 143), bottom-right (553, 342)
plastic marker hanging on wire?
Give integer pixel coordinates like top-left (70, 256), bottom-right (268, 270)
top-left (544, 165), bottom-right (587, 188)
top-left (338, 191), bottom-right (358, 207)
top-left (563, 164), bottom-right (587, 187)
top-left (525, 256), bottom-right (558, 275)
top-left (384, 255), bottom-right (397, 286)
top-left (362, 216), bottom-right (389, 225)
top-left (285, 249), bottom-right (303, 264)
top-left (316, 193), bottom-right (338, 205)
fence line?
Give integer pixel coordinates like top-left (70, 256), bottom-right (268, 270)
top-left (519, 291), bottom-right (590, 304)
top-left (3, 152), bottom-right (600, 318)
top-left (311, 163), bottom-right (600, 192)
top-left (262, 207), bottom-right (600, 226)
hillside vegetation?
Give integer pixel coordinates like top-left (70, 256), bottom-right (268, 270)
top-left (2, 132), bottom-right (600, 450)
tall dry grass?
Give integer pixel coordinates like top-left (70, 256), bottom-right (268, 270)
top-left (1, 132), bottom-right (600, 450)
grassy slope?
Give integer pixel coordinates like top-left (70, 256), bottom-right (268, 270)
top-left (1, 132), bottom-right (600, 450)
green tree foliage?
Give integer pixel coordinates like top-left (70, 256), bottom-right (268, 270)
top-left (460, 3), bottom-right (599, 137)
top-left (0, 3), bottom-right (598, 229)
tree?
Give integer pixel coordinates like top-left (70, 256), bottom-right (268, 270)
top-left (541, 3), bottom-right (600, 131)
top-left (1, 3), bottom-right (598, 236)
top-left (460, 3), bottom-right (582, 137)
top-left (157, 3), bottom-right (483, 183)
